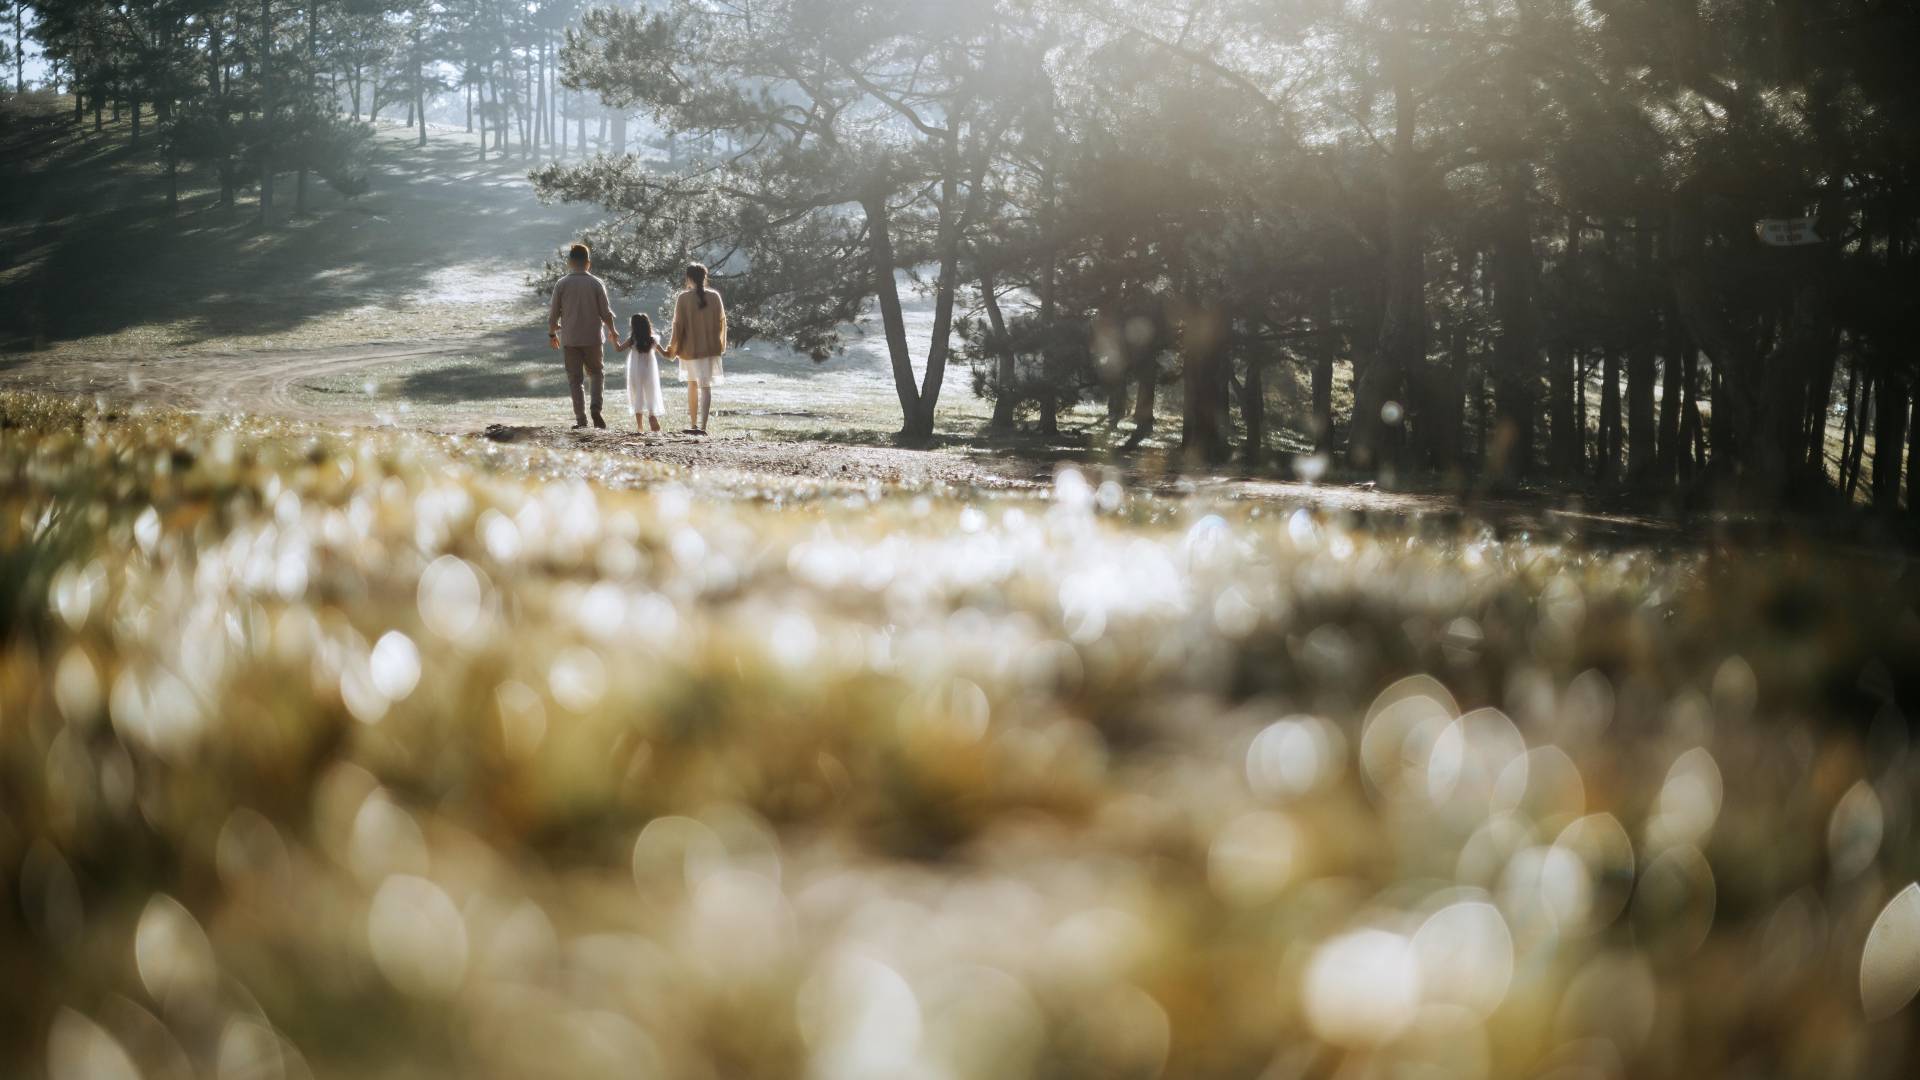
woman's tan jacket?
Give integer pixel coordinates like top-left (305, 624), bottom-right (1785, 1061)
top-left (666, 288), bottom-right (727, 359)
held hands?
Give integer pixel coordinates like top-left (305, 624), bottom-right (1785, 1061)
top-left (548, 331), bottom-right (560, 351)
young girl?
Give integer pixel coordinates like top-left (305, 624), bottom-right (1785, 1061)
top-left (615, 313), bottom-right (668, 433)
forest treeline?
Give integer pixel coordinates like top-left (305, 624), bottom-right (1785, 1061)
top-left (535, 0), bottom-right (1920, 508)
top-left (16, 1), bottom-right (1920, 509)
top-left (17, 0), bottom-right (635, 216)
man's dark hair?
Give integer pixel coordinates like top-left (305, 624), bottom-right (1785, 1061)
top-left (568, 243), bottom-right (590, 265)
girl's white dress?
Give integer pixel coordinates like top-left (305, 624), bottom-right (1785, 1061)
top-left (626, 343), bottom-right (666, 416)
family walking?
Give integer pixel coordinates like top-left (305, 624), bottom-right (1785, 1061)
top-left (546, 242), bottom-right (727, 434)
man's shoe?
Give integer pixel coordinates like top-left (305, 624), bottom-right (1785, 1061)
top-left (591, 414), bottom-right (607, 429)
top-left (572, 417), bottom-right (589, 429)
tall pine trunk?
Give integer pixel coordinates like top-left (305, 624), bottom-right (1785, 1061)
top-left (981, 267), bottom-right (1019, 436)
top-left (1845, 373), bottom-right (1872, 501)
top-left (414, 22), bottom-right (426, 148)
top-left (1657, 251), bottom-right (1686, 485)
top-left (1036, 113), bottom-right (1061, 439)
top-left (1131, 357), bottom-right (1157, 446)
top-left (297, 1), bottom-right (315, 213)
top-left (258, 0), bottom-right (274, 227)
top-left (1599, 345), bottom-right (1621, 482)
top-left (1550, 217), bottom-right (1580, 473)
top-left (1243, 354), bottom-right (1266, 468)
top-left (1352, 48), bottom-right (1421, 477)
top-left (1312, 282), bottom-right (1335, 453)
top-left (1872, 367), bottom-right (1907, 512)
top-left (1678, 345), bottom-right (1702, 485)
top-left (864, 193), bottom-right (925, 437)
top-left (1626, 219), bottom-right (1657, 480)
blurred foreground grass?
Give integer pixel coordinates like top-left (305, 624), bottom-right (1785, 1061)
top-left (4, 390), bottom-right (1920, 1079)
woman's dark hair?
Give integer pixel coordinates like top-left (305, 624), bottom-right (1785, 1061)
top-left (629, 313), bottom-right (654, 348)
top-left (687, 263), bottom-right (709, 308)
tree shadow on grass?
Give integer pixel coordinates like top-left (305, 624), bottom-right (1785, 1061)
top-left (391, 353), bottom-right (629, 405)
top-left (0, 102), bottom-right (597, 353)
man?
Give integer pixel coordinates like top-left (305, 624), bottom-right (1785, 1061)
top-left (547, 242), bottom-right (619, 428)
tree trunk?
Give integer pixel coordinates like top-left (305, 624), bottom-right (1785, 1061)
top-left (981, 268), bottom-right (1019, 435)
top-left (1596, 345), bottom-right (1619, 482)
top-left (297, 0), bottom-right (315, 213)
top-left (1037, 130), bottom-right (1061, 439)
top-left (1658, 294), bottom-right (1686, 486)
top-left (909, 135), bottom-right (963, 443)
top-left (1906, 393), bottom-right (1920, 519)
top-left (1131, 357), bottom-right (1157, 446)
top-left (1352, 51), bottom-right (1421, 478)
top-left (1678, 345), bottom-right (1702, 485)
top-left (258, 0), bottom-right (274, 228)
top-left (1311, 282), bottom-right (1335, 453)
top-left (1837, 358), bottom-right (1859, 489)
top-left (611, 111), bottom-right (627, 157)
top-left (534, 36), bottom-right (545, 153)
top-left (1550, 219), bottom-right (1580, 473)
top-left (414, 23), bottom-right (427, 148)
top-left (129, 98), bottom-right (141, 147)
top-left (1489, 156), bottom-right (1537, 483)
top-left (1448, 318), bottom-right (1471, 473)
top-left (1243, 354), bottom-right (1265, 468)
top-left (1179, 302), bottom-right (1232, 465)
top-left (1708, 357), bottom-right (1730, 477)
top-left (864, 194), bottom-right (925, 435)
top-left (1846, 373), bottom-right (1873, 501)
top-left (1872, 367), bottom-right (1907, 512)
top-left (1627, 219), bottom-right (1657, 480)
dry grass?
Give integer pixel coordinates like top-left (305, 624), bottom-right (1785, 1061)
top-left (4, 391), bottom-right (1919, 1078)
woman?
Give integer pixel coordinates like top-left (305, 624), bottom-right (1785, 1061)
top-left (665, 263), bottom-right (726, 435)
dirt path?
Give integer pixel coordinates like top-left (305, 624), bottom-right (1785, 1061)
top-left (0, 338), bottom-right (1706, 547)
top-left (0, 340), bottom-right (1064, 491)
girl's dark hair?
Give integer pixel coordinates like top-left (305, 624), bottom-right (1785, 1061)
top-left (629, 313), bottom-right (654, 348)
top-left (687, 263), bottom-right (709, 308)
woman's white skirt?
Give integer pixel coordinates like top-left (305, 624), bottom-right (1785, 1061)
top-left (626, 348), bottom-right (664, 415)
top-left (678, 355), bottom-right (725, 386)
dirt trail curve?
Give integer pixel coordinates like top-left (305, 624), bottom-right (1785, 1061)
top-left (0, 342), bottom-right (1058, 492)
top-left (0, 342), bottom-right (459, 421)
top-left (0, 342), bottom-right (1688, 537)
